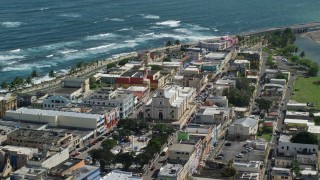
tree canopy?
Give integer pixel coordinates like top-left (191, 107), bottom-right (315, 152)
top-left (290, 131), bottom-right (318, 145)
top-left (255, 99), bottom-right (272, 112)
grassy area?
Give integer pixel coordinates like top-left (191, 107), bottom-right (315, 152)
top-left (257, 133), bottom-right (272, 142)
top-left (292, 76), bottom-right (320, 109)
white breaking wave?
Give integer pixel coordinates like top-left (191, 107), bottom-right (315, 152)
top-left (2, 64), bottom-right (52, 72)
top-left (155, 20), bottom-right (180, 27)
top-left (85, 43), bottom-right (116, 51)
top-left (103, 18), bottom-right (124, 22)
top-left (59, 49), bottom-right (78, 54)
top-left (39, 7), bottom-right (49, 11)
top-left (26, 41), bottom-right (78, 52)
top-left (117, 27), bottom-right (133, 31)
top-left (85, 33), bottom-right (118, 40)
top-left (59, 13), bottom-right (82, 18)
top-left (9, 49), bottom-right (21, 53)
top-left (0, 55), bottom-right (25, 61)
top-left (32, 75), bottom-right (56, 85)
top-left (141, 14), bottom-right (160, 19)
top-left (46, 54), bottom-right (54, 58)
top-left (212, 28), bottom-right (219, 32)
top-left (1, 21), bottom-right (22, 28)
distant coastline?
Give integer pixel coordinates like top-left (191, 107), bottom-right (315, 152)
top-left (300, 29), bottom-right (320, 43)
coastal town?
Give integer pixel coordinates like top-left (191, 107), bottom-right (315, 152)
top-left (0, 26), bottom-right (320, 180)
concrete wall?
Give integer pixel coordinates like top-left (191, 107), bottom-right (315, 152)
top-left (58, 115), bottom-right (98, 129)
top-left (27, 148), bottom-right (69, 169)
top-left (277, 142), bottom-right (318, 157)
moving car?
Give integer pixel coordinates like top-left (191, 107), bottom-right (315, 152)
top-left (236, 153), bottom-right (243, 158)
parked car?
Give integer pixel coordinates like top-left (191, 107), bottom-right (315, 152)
top-left (236, 153), bottom-right (243, 158)
top-left (241, 150), bottom-right (249, 154)
top-left (225, 142), bottom-right (232, 146)
top-left (215, 156), bottom-right (223, 160)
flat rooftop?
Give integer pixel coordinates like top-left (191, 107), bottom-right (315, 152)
top-left (101, 170), bottom-right (141, 180)
top-left (7, 107), bottom-right (101, 119)
top-left (8, 128), bottom-right (68, 143)
top-left (169, 143), bottom-right (194, 153)
top-left (50, 158), bottom-right (83, 174)
top-left (54, 87), bottom-right (80, 94)
top-left (204, 52), bottom-right (228, 60)
top-left (279, 134), bottom-right (292, 143)
top-left (1, 145), bottom-right (38, 155)
top-left (158, 163), bottom-right (183, 178)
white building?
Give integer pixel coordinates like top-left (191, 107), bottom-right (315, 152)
top-left (158, 163), bottom-right (184, 180)
top-left (271, 167), bottom-right (293, 180)
top-left (277, 134), bottom-right (318, 157)
top-left (233, 161), bottom-right (262, 173)
top-left (205, 96), bottom-right (229, 107)
top-left (195, 107), bottom-right (230, 125)
top-left (228, 117), bottom-right (259, 140)
top-left (270, 79), bottom-right (287, 86)
top-left (4, 107), bottom-right (118, 130)
top-left (83, 88), bottom-right (134, 119)
top-left (101, 170), bottom-right (141, 180)
top-left (143, 85), bottom-right (196, 121)
top-left (43, 95), bottom-right (70, 109)
top-left (199, 41), bottom-right (227, 51)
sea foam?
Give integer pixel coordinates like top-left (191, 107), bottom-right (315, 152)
top-left (155, 20), bottom-right (180, 27)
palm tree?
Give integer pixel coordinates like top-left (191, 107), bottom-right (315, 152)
top-left (31, 70), bottom-right (40, 78)
top-left (49, 69), bottom-right (56, 78)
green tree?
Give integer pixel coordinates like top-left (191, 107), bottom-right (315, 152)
top-left (291, 160), bottom-right (301, 176)
top-left (89, 76), bottom-right (98, 89)
top-left (76, 61), bottom-right (85, 69)
top-left (289, 55), bottom-right (300, 64)
top-left (174, 40), bottom-right (181, 45)
top-left (118, 58), bottom-right (129, 66)
top-left (281, 44), bottom-right (299, 57)
top-left (135, 152), bottom-right (152, 167)
top-left (115, 152), bottom-right (134, 169)
top-left (49, 69), bottom-right (56, 78)
top-left (291, 131), bottom-right (318, 145)
top-left (163, 57), bottom-right (171, 62)
top-left (101, 139), bottom-right (117, 150)
top-left (25, 76), bottom-right (32, 84)
top-left (255, 99), bottom-right (272, 112)
top-left (31, 70), bottom-right (40, 78)
top-left (1, 81), bottom-right (9, 90)
top-left (314, 116), bottom-right (320, 125)
top-left (307, 62), bottom-right (319, 77)
top-left (166, 40), bottom-right (173, 47)
top-left (11, 76), bottom-right (24, 89)
top-left (149, 65), bottom-right (163, 71)
top-left (221, 160), bottom-right (237, 178)
top-left (299, 51), bottom-right (305, 58)
top-left (107, 62), bottom-right (117, 69)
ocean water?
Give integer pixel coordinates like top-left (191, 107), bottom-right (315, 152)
top-left (1, 0), bottom-right (320, 83)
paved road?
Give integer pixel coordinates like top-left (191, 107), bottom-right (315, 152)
top-left (263, 58), bottom-right (297, 180)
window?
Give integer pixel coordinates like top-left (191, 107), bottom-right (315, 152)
top-left (176, 152), bottom-right (181, 154)
top-left (172, 115), bottom-right (174, 118)
top-left (120, 108), bottom-right (123, 111)
top-left (313, 149), bottom-right (316, 151)
top-left (159, 92), bottom-right (162, 95)
top-left (281, 146), bottom-right (284, 149)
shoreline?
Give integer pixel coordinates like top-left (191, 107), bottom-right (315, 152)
top-left (10, 22), bottom-right (320, 94)
top-left (299, 29), bottom-right (320, 44)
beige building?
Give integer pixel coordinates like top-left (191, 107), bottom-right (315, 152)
top-left (0, 146), bottom-right (38, 169)
top-left (271, 167), bottom-right (293, 180)
top-left (143, 85), bottom-right (196, 121)
top-left (7, 129), bottom-right (75, 150)
top-left (168, 144), bottom-right (195, 162)
top-left (228, 117), bottom-right (259, 140)
top-left (0, 93), bottom-right (17, 118)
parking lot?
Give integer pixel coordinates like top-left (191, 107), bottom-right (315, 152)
top-left (214, 140), bottom-right (265, 163)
